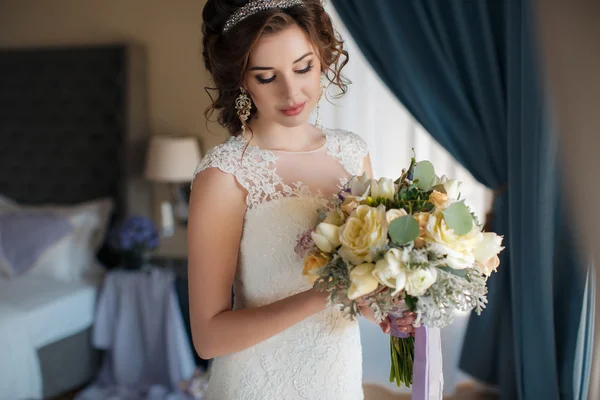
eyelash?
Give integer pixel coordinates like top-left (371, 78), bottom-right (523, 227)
top-left (256, 62), bottom-right (314, 85)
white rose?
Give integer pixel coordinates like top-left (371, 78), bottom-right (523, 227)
top-left (324, 208), bottom-right (346, 226)
top-left (405, 267), bottom-right (438, 296)
top-left (348, 263), bottom-right (380, 300)
top-left (349, 172), bottom-right (372, 199)
top-left (439, 175), bottom-right (462, 201)
top-left (371, 177), bottom-right (395, 201)
top-left (386, 208), bottom-right (408, 224)
top-left (426, 212), bottom-right (482, 269)
top-left (474, 233), bottom-right (504, 276)
top-left (338, 205), bottom-right (389, 264)
top-left (372, 248), bottom-right (407, 296)
top-left (311, 222), bottom-right (341, 253)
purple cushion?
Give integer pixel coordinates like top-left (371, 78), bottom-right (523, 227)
top-left (0, 211), bottom-right (72, 277)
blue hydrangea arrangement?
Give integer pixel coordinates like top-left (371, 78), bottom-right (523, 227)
top-left (109, 215), bottom-right (159, 269)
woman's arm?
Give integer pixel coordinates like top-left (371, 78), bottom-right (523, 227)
top-left (187, 168), bottom-right (329, 360)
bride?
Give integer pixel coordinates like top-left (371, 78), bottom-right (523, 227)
top-left (188, 1), bottom-right (416, 398)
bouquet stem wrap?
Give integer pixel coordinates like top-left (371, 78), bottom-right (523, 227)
top-left (388, 313), bottom-right (444, 400)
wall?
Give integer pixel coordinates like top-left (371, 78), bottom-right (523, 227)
top-left (0, 0), bottom-right (227, 257)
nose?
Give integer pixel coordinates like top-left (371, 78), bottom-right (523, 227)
top-left (279, 73), bottom-right (299, 101)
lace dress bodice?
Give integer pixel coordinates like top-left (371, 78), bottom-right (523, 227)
top-left (192, 128), bottom-right (368, 400)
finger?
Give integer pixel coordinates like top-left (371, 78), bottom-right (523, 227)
top-left (379, 319), bottom-right (391, 334)
top-left (397, 317), bottom-right (416, 326)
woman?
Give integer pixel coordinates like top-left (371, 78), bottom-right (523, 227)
top-left (188, 0), bottom-right (416, 398)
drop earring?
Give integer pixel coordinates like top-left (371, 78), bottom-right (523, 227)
top-left (315, 78), bottom-right (326, 128)
top-left (236, 87), bottom-right (252, 135)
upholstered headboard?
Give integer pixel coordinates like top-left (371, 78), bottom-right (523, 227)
top-left (0, 44), bottom-right (129, 266)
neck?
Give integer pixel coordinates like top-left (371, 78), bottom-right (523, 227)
top-left (246, 118), bottom-right (322, 152)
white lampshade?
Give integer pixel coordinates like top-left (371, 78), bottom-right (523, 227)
top-left (144, 136), bottom-right (202, 182)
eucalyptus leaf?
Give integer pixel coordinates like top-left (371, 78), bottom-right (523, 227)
top-left (413, 161), bottom-right (436, 190)
top-left (389, 215), bottom-right (421, 245)
top-left (442, 202), bottom-right (473, 235)
top-left (438, 266), bottom-right (468, 279)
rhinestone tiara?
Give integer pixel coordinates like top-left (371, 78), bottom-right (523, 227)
top-left (223, 0), bottom-right (305, 33)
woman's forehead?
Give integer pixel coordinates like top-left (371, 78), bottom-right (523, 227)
top-left (249, 25), bottom-right (315, 67)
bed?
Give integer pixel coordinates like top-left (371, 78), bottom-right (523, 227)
top-left (0, 44), bottom-right (133, 399)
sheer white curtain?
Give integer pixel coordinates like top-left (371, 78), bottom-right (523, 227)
top-left (314, 4), bottom-right (492, 395)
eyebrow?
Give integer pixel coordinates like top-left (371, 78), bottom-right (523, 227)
top-left (248, 52), bottom-right (313, 71)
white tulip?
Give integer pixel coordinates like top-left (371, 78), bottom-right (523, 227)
top-left (348, 263), bottom-right (380, 300)
top-left (371, 177), bottom-right (395, 201)
top-left (439, 175), bottom-right (462, 201)
top-left (311, 223), bottom-right (341, 253)
top-left (372, 248), bottom-right (407, 296)
top-left (349, 172), bottom-right (372, 199)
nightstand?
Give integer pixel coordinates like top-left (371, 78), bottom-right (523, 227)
top-left (148, 255), bottom-right (209, 369)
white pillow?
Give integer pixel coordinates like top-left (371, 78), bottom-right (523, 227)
top-left (0, 196), bottom-right (114, 282)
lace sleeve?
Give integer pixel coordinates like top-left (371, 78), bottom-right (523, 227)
top-left (325, 129), bottom-right (369, 176)
top-left (190, 141), bottom-right (245, 191)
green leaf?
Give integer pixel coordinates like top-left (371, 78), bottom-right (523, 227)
top-left (438, 266), bottom-right (468, 278)
top-left (413, 161), bottom-right (436, 190)
top-left (442, 202), bottom-right (473, 235)
top-left (389, 215), bottom-right (421, 245)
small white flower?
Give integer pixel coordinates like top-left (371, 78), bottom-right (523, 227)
top-left (372, 248), bottom-right (407, 296)
top-left (405, 267), bottom-right (438, 296)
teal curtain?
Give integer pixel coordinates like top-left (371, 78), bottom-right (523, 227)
top-left (331, 0), bottom-right (587, 398)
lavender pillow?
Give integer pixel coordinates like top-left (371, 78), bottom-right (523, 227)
top-left (0, 211), bottom-right (72, 277)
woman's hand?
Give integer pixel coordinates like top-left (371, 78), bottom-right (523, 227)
top-left (378, 311), bottom-right (417, 337)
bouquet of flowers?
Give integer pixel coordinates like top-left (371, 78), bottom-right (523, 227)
top-left (108, 215), bottom-right (160, 270)
top-left (295, 154), bottom-right (504, 389)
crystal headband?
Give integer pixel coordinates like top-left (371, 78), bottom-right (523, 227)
top-left (223, 0), bottom-right (305, 33)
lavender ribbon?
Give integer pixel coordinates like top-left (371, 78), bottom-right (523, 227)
top-left (388, 314), bottom-right (444, 399)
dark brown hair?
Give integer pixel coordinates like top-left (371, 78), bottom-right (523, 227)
top-left (202, 0), bottom-right (350, 136)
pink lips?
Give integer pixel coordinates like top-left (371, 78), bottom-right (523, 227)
top-left (280, 102), bottom-right (306, 116)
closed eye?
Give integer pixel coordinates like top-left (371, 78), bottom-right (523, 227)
top-left (255, 62), bottom-right (315, 85)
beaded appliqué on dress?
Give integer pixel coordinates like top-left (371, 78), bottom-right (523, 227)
top-left (192, 128), bottom-right (368, 400)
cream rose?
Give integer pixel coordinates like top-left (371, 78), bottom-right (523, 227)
top-left (338, 205), bottom-right (389, 264)
top-left (311, 222), bottom-right (341, 253)
top-left (473, 232), bottom-right (504, 276)
top-left (426, 212), bottom-right (482, 269)
top-left (371, 177), bottom-right (395, 201)
top-left (405, 267), bottom-right (437, 296)
top-left (372, 248), bottom-right (408, 296)
top-left (348, 262), bottom-right (380, 300)
top-left (386, 208), bottom-right (408, 224)
top-left (302, 252), bottom-right (330, 284)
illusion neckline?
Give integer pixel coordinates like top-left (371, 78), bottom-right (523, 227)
top-left (235, 127), bottom-right (329, 155)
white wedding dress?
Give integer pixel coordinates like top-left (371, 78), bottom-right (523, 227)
top-left (192, 127), bottom-right (369, 400)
